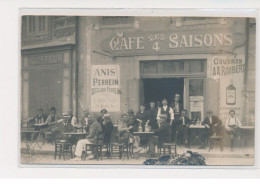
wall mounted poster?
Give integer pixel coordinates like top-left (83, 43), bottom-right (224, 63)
top-left (91, 65), bottom-right (120, 112)
top-left (210, 55), bottom-right (245, 122)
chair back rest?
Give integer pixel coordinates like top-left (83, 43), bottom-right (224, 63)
top-left (96, 132), bottom-right (104, 145)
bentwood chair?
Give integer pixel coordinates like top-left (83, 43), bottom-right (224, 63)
top-left (54, 137), bottom-right (73, 160)
top-left (110, 132), bottom-right (133, 160)
top-left (84, 132), bottom-right (104, 161)
top-left (208, 127), bottom-right (223, 152)
top-left (160, 130), bottom-right (178, 157)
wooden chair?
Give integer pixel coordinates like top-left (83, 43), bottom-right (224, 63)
top-left (208, 126), bottom-right (223, 152)
top-left (208, 135), bottom-right (223, 152)
top-left (110, 132), bottom-right (133, 160)
top-left (54, 138), bottom-right (73, 160)
top-left (84, 132), bottom-right (104, 161)
top-left (158, 130), bottom-right (177, 157)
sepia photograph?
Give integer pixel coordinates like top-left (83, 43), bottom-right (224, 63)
top-left (20, 16), bottom-right (256, 166)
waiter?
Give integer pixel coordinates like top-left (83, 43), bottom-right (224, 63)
top-left (157, 99), bottom-right (174, 133)
top-left (171, 94), bottom-right (183, 142)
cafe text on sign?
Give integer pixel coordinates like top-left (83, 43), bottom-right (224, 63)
top-left (101, 30), bottom-right (245, 56)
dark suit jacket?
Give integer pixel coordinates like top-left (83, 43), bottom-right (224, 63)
top-left (202, 116), bottom-right (222, 135)
top-left (52, 121), bottom-right (74, 138)
top-left (154, 122), bottom-right (171, 148)
top-left (176, 116), bottom-right (191, 128)
top-left (34, 114), bottom-right (47, 123)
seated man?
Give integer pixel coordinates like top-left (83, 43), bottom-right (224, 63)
top-left (149, 114), bottom-right (171, 157)
top-left (225, 110), bottom-right (242, 142)
top-left (202, 110), bottom-right (222, 137)
top-left (45, 107), bottom-right (60, 124)
top-left (51, 113), bottom-right (74, 140)
top-left (33, 108), bottom-right (48, 132)
top-left (34, 108), bottom-right (47, 124)
top-left (176, 109), bottom-right (191, 146)
top-left (72, 113), bottom-right (102, 161)
top-left (101, 114), bottom-right (114, 145)
top-left (117, 114), bottom-right (142, 153)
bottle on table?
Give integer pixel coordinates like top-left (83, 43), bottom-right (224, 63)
top-left (138, 123), bottom-right (142, 132)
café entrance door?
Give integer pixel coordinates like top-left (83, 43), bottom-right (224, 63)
top-left (142, 78), bottom-right (184, 106)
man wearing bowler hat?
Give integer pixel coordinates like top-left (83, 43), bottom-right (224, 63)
top-left (45, 107), bottom-right (60, 126)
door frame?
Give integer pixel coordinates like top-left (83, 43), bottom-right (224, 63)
top-left (136, 54), bottom-right (210, 117)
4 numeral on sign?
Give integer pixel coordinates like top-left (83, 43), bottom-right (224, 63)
top-left (152, 41), bottom-right (160, 52)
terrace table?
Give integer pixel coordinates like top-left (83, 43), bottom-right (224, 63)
top-left (240, 126), bottom-right (255, 147)
top-left (63, 132), bottom-right (88, 146)
top-left (188, 124), bottom-right (207, 148)
top-left (21, 129), bottom-right (41, 155)
top-left (133, 132), bottom-right (154, 155)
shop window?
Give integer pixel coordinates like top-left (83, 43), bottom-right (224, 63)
top-left (189, 79), bottom-right (205, 122)
top-left (28, 16), bottom-right (36, 33)
top-left (162, 61), bottom-right (184, 74)
top-left (141, 61), bottom-right (158, 74)
top-left (26, 16), bottom-right (48, 35)
top-left (189, 79), bottom-right (204, 96)
top-left (189, 60), bottom-right (205, 73)
top-left (39, 16), bottom-right (46, 31)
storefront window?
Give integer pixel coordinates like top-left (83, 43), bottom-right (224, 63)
top-left (162, 61), bottom-right (184, 74)
top-left (189, 60), bottom-right (205, 73)
top-left (141, 61), bottom-right (158, 74)
top-left (189, 79), bottom-right (204, 96)
top-left (189, 79), bottom-right (205, 122)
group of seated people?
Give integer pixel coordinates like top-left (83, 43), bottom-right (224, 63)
top-left (29, 96), bottom-right (243, 160)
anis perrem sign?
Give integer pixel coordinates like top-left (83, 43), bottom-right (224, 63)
top-left (101, 30), bottom-right (245, 56)
top-left (91, 65), bottom-right (120, 112)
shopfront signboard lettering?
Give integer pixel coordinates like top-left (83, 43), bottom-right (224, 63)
top-left (91, 65), bottom-right (120, 112)
top-left (101, 30), bottom-right (245, 56)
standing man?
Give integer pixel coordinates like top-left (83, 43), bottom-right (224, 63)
top-left (72, 113), bottom-right (102, 161)
top-left (147, 101), bottom-right (159, 130)
top-left (171, 94), bottom-right (183, 142)
top-left (157, 98), bottom-right (174, 130)
top-left (67, 109), bottom-right (77, 127)
top-left (80, 110), bottom-right (89, 130)
top-left (176, 109), bottom-right (191, 146)
top-left (97, 109), bottom-right (107, 124)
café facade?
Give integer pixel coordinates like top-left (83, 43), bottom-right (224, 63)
top-left (21, 16), bottom-right (255, 144)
